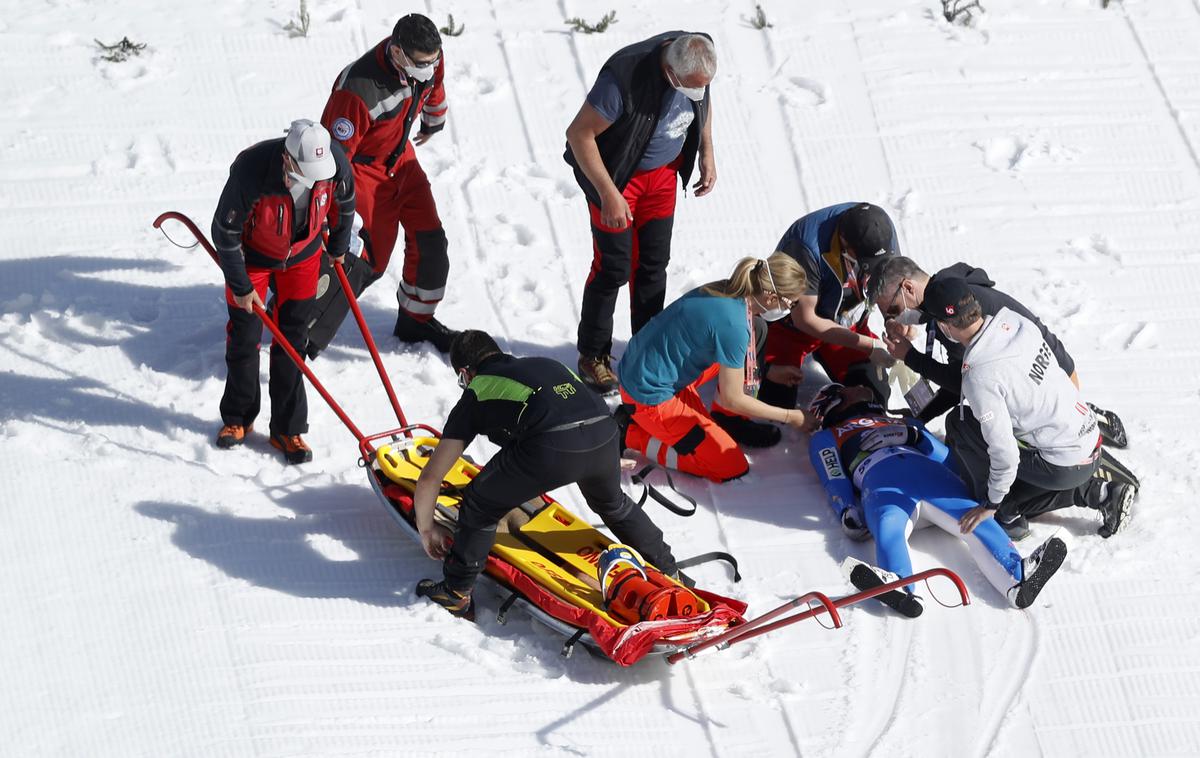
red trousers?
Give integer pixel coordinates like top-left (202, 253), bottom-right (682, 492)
top-left (763, 320), bottom-right (875, 380)
top-left (578, 161), bottom-right (679, 357)
top-left (352, 150), bottom-right (448, 320)
top-left (620, 364), bottom-right (749, 483)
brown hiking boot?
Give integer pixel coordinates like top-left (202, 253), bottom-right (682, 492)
top-left (216, 424), bottom-right (252, 449)
top-left (269, 432), bottom-right (313, 464)
top-left (578, 354), bottom-right (618, 393)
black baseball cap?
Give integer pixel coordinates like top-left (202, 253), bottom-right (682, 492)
top-left (921, 276), bottom-right (973, 321)
top-left (839, 203), bottom-right (898, 268)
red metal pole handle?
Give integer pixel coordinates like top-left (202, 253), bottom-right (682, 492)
top-left (152, 210), bottom-right (368, 446)
top-left (667, 566), bottom-right (971, 665)
top-left (667, 590), bottom-right (841, 664)
top-left (331, 259), bottom-right (409, 429)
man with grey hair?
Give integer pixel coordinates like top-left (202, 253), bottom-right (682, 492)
top-left (871, 256), bottom-right (1136, 539)
top-left (565, 31), bottom-right (717, 393)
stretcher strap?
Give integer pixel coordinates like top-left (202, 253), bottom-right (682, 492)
top-left (631, 463), bottom-right (698, 517)
top-left (561, 628), bottom-right (587, 658)
top-left (496, 591), bottom-right (521, 625)
top-left (676, 551), bottom-right (742, 583)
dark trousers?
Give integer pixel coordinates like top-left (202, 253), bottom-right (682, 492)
top-left (576, 163), bottom-right (678, 358)
top-left (220, 260), bottom-right (316, 436)
top-left (946, 409), bottom-right (1100, 519)
top-left (443, 420), bottom-right (676, 594)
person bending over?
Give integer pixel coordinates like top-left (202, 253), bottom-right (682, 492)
top-left (413, 330), bottom-right (677, 617)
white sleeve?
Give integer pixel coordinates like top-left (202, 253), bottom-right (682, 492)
top-left (963, 372), bottom-right (1019, 505)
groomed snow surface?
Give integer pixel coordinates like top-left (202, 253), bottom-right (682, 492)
top-left (3, 0), bottom-right (1199, 755)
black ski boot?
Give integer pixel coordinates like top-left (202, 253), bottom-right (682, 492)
top-left (1008, 536), bottom-right (1067, 609)
top-left (844, 558), bottom-right (924, 618)
top-left (416, 579), bottom-right (475, 620)
top-left (394, 311), bottom-right (458, 354)
top-left (995, 513), bottom-right (1031, 542)
top-left (711, 411), bottom-right (782, 448)
top-left (1097, 482), bottom-right (1136, 538)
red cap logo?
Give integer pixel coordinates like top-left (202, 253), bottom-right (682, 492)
top-left (945, 305), bottom-right (955, 315)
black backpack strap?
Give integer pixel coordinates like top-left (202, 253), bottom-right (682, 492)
top-left (676, 551), bottom-right (742, 582)
top-left (631, 463), bottom-right (698, 517)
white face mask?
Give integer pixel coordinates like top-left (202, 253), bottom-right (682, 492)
top-left (667, 66), bottom-right (706, 102)
top-left (405, 63), bottom-right (435, 82)
top-left (393, 45), bottom-right (439, 82)
top-left (882, 284), bottom-right (922, 326)
top-left (754, 296), bottom-right (790, 322)
top-left (288, 171), bottom-right (315, 189)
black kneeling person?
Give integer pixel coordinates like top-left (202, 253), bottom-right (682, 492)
top-left (413, 330), bottom-right (678, 617)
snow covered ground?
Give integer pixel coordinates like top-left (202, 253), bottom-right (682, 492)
top-left (3, 0), bottom-right (1200, 755)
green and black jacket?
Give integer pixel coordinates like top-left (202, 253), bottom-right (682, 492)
top-left (442, 354), bottom-right (609, 447)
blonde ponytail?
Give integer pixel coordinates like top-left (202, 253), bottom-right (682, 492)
top-left (702, 253), bottom-right (807, 301)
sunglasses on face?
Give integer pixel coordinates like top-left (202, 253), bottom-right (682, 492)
top-left (392, 43), bottom-right (440, 69)
top-left (457, 369), bottom-right (471, 390)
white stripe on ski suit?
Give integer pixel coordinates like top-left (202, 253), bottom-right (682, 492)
top-left (645, 438), bottom-right (679, 469)
top-left (912, 500), bottom-right (1023, 605)
top-left (399, 279), bottom-right (446, 302)
top-left (396, 290), bottom-right (438, 315)
top-left (368, 87), bottom-right (414, 121)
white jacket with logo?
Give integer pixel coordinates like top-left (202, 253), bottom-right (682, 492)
top-left (960, 307), bottom-right (1100, 504)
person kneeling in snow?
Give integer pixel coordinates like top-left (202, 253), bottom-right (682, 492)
top-left (807, 383), bottom-right (1067, 616)
top-left (615, 255), bottom-right (819, 482)
top-left (412, 330), bottom-right (678, 618)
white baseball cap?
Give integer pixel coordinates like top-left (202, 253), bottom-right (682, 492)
top-left (284, 119), bottom-right (336, 185)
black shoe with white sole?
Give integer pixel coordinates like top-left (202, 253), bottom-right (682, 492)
top-left (844, 558), bottom-right (924, 618)
top-left (1008, 536), bottom-right (1067, 609)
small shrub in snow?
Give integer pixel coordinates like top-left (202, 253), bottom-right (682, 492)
top-left (284, 0), bottom-right (311, 38)
top-left (94, 37), bottom-right (147, 63)
top-left (942, 0), bottom-right (984, 25)
top-left (440, 13), bottom-right (465, 37)
top-left (750, 4), bottom-right (774, 30)
top-left (565, 11), bottom-right (617, 34)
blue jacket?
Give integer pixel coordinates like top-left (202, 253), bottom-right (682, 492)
top-left (808, 414), bottom-right (950, 519)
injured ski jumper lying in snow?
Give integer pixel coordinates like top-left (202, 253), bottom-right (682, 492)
top-left (807, 383), bottom-right (1067, 614)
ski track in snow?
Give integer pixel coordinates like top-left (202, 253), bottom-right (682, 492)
top-left (5, 0), bottom-right (1200, 755)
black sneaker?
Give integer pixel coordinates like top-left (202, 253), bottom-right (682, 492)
top-left (578, 354), bottom-right (618, 394)
top-left (416, 579), bottom-right (475, 620)
top-left (1008, 536), bottom-right (1067, 609)
top-left (996, 513), bottom-right (1031, 542)
top-left (1098, 482), bottom-right (1136, 538)
top-left (1088, 403), bottom-right (1128, 449)
top-left (394, 311), bottom-right (458, 353)
top-left (844, 558), bottom-right (924, 618)
top-left (711, 411), bottom-right (782, 448)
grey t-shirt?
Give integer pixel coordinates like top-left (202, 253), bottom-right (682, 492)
top-left (587, 70), bottom-right (694, 171)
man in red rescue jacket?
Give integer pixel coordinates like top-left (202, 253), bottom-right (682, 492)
top-left (211, 120), bottom-right (356, 464)
top-left (319, 12), bottom-right (457, 353)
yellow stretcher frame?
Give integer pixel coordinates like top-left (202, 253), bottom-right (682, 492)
top-left (374, 437), bottom-right (711, 627)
